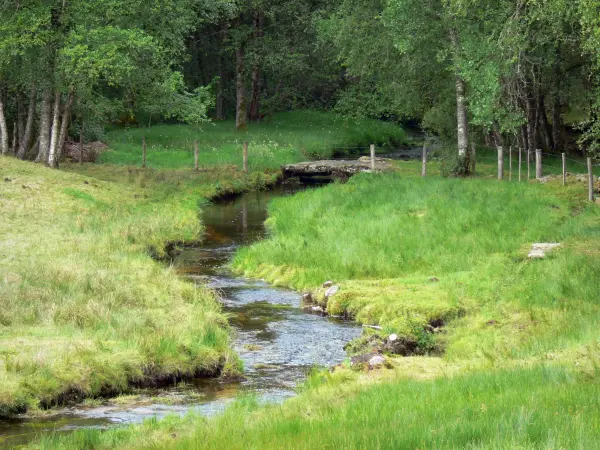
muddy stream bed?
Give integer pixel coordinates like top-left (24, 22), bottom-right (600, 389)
top-left (0, 184), bottom-right (361, 447)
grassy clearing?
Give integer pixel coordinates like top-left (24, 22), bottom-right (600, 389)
top-left (102, 110), bottom-right (407, 170)
top-left (0, 157), bottom-right (275, 417)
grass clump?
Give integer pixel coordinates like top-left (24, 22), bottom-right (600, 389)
top-left (103, 110), bottom-right (407, 170)
top-left (0, 158), bottom-right (276, 416)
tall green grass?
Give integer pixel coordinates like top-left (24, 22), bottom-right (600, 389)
top-left (233, 172), bottom-right (600, 358)
top-left (103, 110), bottom-right (407, 170)
top-left (235, 174), bottom-right (569, 281)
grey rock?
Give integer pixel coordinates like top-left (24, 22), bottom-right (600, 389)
top-left (322, 281), bottom-right (333, 288)
top-left (528, 243), bottom-right (561, 259)
top-left (325, 285), bottom-right (339, 298)
top-left (368, 355), bottom-right (387, 368)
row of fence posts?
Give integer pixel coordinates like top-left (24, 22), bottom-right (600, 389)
top-left (141, 137), bottom-right (250, 174)
top-left (493, 146), bottom-right (596, 202)
top-left (139, 137), bottom-right (596, 203)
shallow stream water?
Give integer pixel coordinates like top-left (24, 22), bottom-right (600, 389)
top-left (0, 184), bottom-right (361, 447)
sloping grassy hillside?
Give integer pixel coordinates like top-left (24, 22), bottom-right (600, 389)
top-left (0, 158), bottom-right (272, 416)
top-left (103, 110), bottom-right (407, 170)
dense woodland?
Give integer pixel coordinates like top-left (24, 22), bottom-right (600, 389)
top-left (1, 0), bottom-right (600, 168)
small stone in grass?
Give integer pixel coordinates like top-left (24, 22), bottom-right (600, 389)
top-left (322, 280), bottom-right (333, 288)
top-left (302, 292), bottom-right (313, 304)
top-left (325, 285), bottom-right (339, 298)
top-left (368, 355), bottom-right (386, 369)
top-left (528, 243), bottom-right (561, 259)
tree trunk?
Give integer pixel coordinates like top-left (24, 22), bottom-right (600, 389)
top-left (216, 57), bottom-right (225, 120)
top-left (54, 90), bottom-right (75, 168)
top-left (17, 84), bottom-right (36, 159)
top-left (216, 23), bottom-right (228, 121)
top-left (36, 89), bottom-right (53, 163)
top-left (520, 124), bottom-right (528, 154)
top-left (537, 95), bottom-right (553, 150)
top-left (236, 42), bottom-right (247, 131)
top-left (47, 91), bottom-right (62, 167)
top-left (449, 29), bottom-right (468, 160)
top-left (0, 95), bottom-right (9, 155)
top-left (455, 75), bottom-right (469, 158)
top-left (492, 123), bottom-right (504, 147)
top-left (249, 11), bottom-right (264, 122)
top-left (551, 95), bottom-right (563, 153)
top-left (17, 93), bottom-right (25, 144)
top-left (526, 92), bottom-right (537, 155)
top-left (11, 122), bottom-right (17, 154)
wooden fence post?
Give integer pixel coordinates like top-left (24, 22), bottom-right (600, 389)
top-left (509, 146), bottom-right (513, 181)
top-left (562, 153), bottom-right (566, 186)
top-left (497, 146), bottom-right (504, 180)
top-left (421, 142), bottom-right (427, 177)
top-left (527, 149), bottom-right (531, 180)
top-left (535, 149), bottom-right (542, 179)
top-left (142, 136), bottom-right (146, 169)
top-left (243, 141), bottom-right (249, 173)
top-left (470, 142), bottom-right (476, 174)
top-left (588, 158), bottom-right (595, 202)
top-left (518, 148), bottom-right (522, 182)
top-left (194, 140), bottom-right (199, 171)
top-left (370, 144), bottom-right (376, 171)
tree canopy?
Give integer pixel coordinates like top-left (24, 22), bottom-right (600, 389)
top-left (1, 0), bottom-right (600, 166)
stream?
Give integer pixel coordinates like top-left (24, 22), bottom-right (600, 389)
top-left (0, 184), bottom-right (361, 447)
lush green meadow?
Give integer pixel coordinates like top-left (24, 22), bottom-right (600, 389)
top-left (30, 160), bottom-right (600, 449)
top-left (0, 157), bottom-right (279, 418)
top-left (102, 110), bottom-right (407, 170)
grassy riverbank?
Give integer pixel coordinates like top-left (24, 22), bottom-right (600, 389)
top-left (32, 169), bottom-right (600, 449)
top-left (234, 173), bottom-right (600, 360)
top-left (103, 110), bottom-right (407, 170)
top-left (0, 157), bottom-right (276, 419)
